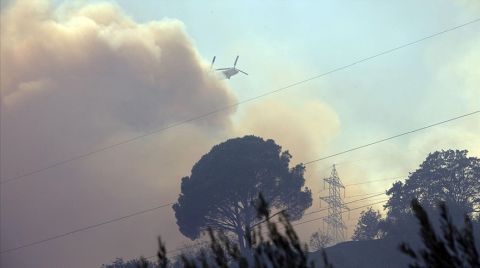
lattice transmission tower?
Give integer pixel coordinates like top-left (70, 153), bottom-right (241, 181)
top-left (319, 165), bottom-right (349, 244)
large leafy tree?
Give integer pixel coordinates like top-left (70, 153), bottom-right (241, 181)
top-left (351, 207), bottom-right (384, 241)
top-left (173, 135), bottom-right (312, 250)
top-left (384, 149), bottom-right (480, 237)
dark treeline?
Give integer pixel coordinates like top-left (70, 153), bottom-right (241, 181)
top-left (351, 149), bottom-right (480, 245)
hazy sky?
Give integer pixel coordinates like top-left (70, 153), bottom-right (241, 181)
top-left (1, 0), bottom-right (479, 267)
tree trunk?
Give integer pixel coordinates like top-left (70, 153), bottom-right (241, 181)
top-left (236, 227), bottom-right (247, 253)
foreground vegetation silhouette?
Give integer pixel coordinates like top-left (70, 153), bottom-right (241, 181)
top-left (400, 199), bottom-right (480, 268)
top-left (103, 196), bottom-right (479, 268)
top-left (164, 193), bottom-right (330, 268)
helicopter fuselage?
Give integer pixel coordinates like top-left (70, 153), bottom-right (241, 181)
top-left (221, 68), bottom-right (239, 79)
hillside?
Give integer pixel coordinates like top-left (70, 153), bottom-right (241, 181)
top-left (311, 239), bottom-right (411, 268)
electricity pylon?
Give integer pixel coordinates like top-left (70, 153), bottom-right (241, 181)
top-left (319, 165), bottom-right (349, 244)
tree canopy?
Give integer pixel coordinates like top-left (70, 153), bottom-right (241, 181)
top-left (310, 230), bottom-right (332, 251)
top-left (173, 135), bottom-right (312, 249)
top-left (384, 149), bottom-right (480, 237)
top-left (351, 207), bottom-right (384, 241)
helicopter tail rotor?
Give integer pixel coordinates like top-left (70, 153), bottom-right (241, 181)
top-left (233, 55), bottom-right (239, 68)
top-left (211, 56), bottom-right (216, 69)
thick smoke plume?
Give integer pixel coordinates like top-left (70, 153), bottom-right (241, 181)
top-left (0, 0), bottom-right (236, 179)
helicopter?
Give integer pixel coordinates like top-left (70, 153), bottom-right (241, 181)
top-left (211, 56), bottom-right (248, 79)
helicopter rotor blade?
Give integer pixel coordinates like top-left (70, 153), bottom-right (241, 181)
top-left (234, 55), bottom-right (239, 68)
top-left (237, 69), bottom-right (248, 75)
top-left (215, 68), bottom-right (230, 71)
top-left (211, 56), bottom-right (216, 69)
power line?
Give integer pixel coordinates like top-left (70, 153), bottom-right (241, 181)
top-left (250, 190), bottom-right (386, 229)
top-left (153, 199), bottom-right (389, 260)
top-left (345, 176), bottom-right (405, 186)
top-left (0, 181), bottom-right (390, 255)
top-left (303, 110), bottom-right (479, 165)
top-left (292, 199), bottom-right (388, 227)
top-left (345, 193), bottom-right (386, 205)
top-left (303, 192), bottom-right (385, 218)
top-left (253, 191), bottom-right (386, 230)
top-left (167, 200), bottom-right (389, 259)
top-left (2, 18), bottom-right (479, 185)
top-left (2, 109), bottom-right (477, 254)
top-left (333, 136), bottom-right (480, 168)
top-left (165, 191), bottom-right (385, 256)
top-left (345, 191), bottom-right (385, 199)
top-left (0, 202), bottom-right (173, 255)
top-left (346, 197), bottom-right (389, 204)
top-left (249, 209), bottom-right (287, 229)
top-left (161, 192), bottom-right (385, 259)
